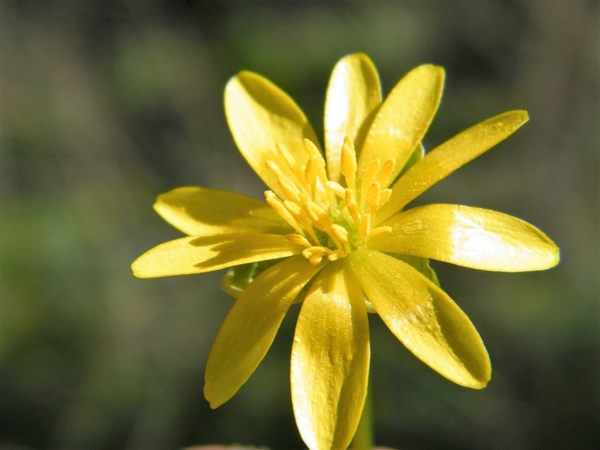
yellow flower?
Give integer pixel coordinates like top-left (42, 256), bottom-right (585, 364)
top-left (132, 54), bottom-right (559, 450)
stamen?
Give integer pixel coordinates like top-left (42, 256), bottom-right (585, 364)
top-left (286, 234), bottom-right (312, 247)
top-left (367, 181), bottom-right (381, 217)
top-left (265, 191), bottom-right (303, 234)
top-left (340, 137), bottom-right (357, 192)
top-left (360, 159), bottom-right (381, 209)
top-left (269, 162), bottom-right (305, 203)
top-left (330, 223), bottom-right (349, 243)
top-left (284, 200), bottom-right (320, 244)
top-left (330, 224), bottom-right (351, 253)
top-left (378, 188), bottom-right (392, 209)
top-left (302, 246), bottom-right (331, 266)
top-left (275, 144), bottom-right (298, 174)
top-left (305, 202), bottom-right (333, 231)
top-left (305, 156), bottom-right (322, 200)
top-left (303, 141), bottom-right (330, 201)
top-left (327, 249), bottom-right (345, 261)
top-left (367, 226), bottom-right (392, 240)
top-left (326, 181), bottom-right (346, 199)
top-left (345, 188), bottom-right (361, 230)
top-left (284, 200), bottom-right (302, 216)
top-left (359, 214), bottom-right (371, 242)
top-left (303, 139), bottom-right (322, 160)
top-left (376, 159), bottom-right (396, 187)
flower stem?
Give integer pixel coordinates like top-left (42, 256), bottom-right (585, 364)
top-left (352, 380), bottom-right (373, 450)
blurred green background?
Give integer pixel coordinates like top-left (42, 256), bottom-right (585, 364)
top-left (1, 1), bottom-right (598, 449)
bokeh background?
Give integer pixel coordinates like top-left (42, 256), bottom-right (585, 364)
top-left (1, 1), bottom-right (598, 449)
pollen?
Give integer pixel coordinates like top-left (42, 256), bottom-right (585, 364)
top-left (266, 137), bottom-right (393, 265)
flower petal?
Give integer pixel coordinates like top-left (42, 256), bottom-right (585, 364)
top-left (291, 260), bottom-right (370, 450)
top-left (370, 204), bottom-right (560, 271)
top-left (225, 71), bottom-right (322, 197)
top-left (205, 255), bottom-right (325, 408)
top-left (131, 232), bottom-right (302, 278)
top-left (155, 187), bottom-right (292, 235)
top-left (324, 53), bottom-right (382, 182)
top-left (377, 111), bottom-right (530, 222)
top-left (348, 248), bottom-right (490, 388)
top-left (357, 65), bottom-right (444, 185)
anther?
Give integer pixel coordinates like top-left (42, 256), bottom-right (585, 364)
top-left (265, 191), bottom-right (303, 234)
top-left (367, 181), bottom-right (381, 216)
top-left (340, 137), bottom-right (357, 192)
top-left (376, 159), bottom-right (396, 187)
top-left (367, 226), bottom-right (392, 240)
top-left (360, 159), bottom-right (380, 208)
top-left (275, 144), bottom-right (297, 173)
top-left (286, 234), bottom-right (312, 247)
top-left (327, 249), bottom-right (345, 261)
top-left (305, 202), bottom-right (333, 231)
top-left (378, 188), bottom-right (392, 209)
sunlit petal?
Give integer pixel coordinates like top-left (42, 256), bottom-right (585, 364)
top-left (325, 53), bottom-right (382, 182)
top-left (205, 256), bottom-right (325, 408)
top-left (358, 65), bottom-right (444, 185)
top-left (348, 248), bottom-right (490, 388)
top-left (155, 187), bottom-right (292, 235)
top-left (370, 204), bottom-right (560, 271)
top-left (291, 261), bottom-right (370, 450)
top-left (225, 72), bottom-right (322, 197)
top-left (132, 232), bottom-right (303, 278)
top-left (377, 111), bottom-right (530, 222)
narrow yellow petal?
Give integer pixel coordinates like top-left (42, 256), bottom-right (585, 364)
top-left (131, 232), bottom-right (302, 278)
top-left (324, 53), bottom-right (382, 182)
top-left (377, 111), bottom-right (530, 222)
top-left (154, 187), bottom-right (292, 235)
top-left (291, 260), bottom-right (370, 450)
top-left (205, 256), bottom-right (325, 408)
top-left (370, 204), bottom-right (560, 272)
top-left (225, 71), bottom-right (321, 197)
top-left (348, 248), bottom-right (491, 388)
top-left (358, 65), bottom-right (444, 185)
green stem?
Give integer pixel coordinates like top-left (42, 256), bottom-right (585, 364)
top-left (352, 380), bottom-right (373, 450)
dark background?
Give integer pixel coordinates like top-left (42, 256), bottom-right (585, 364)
top-left (1, 1), bottom-right (598, 449)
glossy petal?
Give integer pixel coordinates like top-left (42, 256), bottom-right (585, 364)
top-left (377, 111), bottom-right (530, 222)
top-left (357, 65), bottom-right (444, 185)
top-left (370, 204), bottom-right (560, 271)
top-left (225, 71), bottom-right (322, 197)
top-left (131, 232), bottom-right (302, 278)
top-left (155, 187), bottom-right (292, 235)
top-left (205, 256), bottom-right (325, 408)
top-left (324, 53), bottom-right (382, 182)
top-left (291, 261), bottom-right (370, 450)
top-left (348, 248), bottom-right (490, 388)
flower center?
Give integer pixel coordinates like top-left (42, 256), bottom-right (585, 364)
top-left (265, 137), bottom-right (393, 265)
